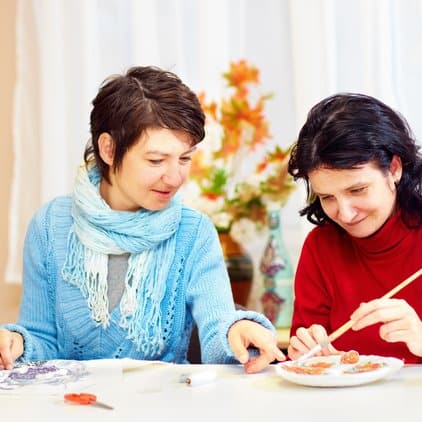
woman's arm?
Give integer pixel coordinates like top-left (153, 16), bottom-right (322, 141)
top-left (185, 215), bottom-right (282, 369)
top-left (3, 203), bottom-right (59, 361)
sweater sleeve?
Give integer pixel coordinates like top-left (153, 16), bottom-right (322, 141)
top-left (3, 203), bottom-right (59, 361)
top-left (290, 228), bottom-right (333, 337)
top-left (185, 215), bottom-right (275, 364)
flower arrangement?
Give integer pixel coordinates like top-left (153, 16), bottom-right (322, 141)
top-left (184, 60), bottom-right (295, 233)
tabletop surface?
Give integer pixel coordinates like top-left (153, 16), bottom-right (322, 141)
top-left (1, 360), bottom-right (421, 422)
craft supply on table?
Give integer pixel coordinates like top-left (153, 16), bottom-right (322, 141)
top-left (64, 393), bottom-right (114, 410)
top-left (180, 370), bottom-right (217, 387)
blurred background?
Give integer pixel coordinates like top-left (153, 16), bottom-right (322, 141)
top-left (1, 0), bottom-right (422, 322)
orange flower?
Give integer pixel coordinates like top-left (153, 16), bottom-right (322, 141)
top-left (187, 60), bottom-right (295, 231)
top-left (224, 60), bottom-right (259, 92)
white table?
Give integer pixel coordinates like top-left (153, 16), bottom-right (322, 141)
top-left (1, 362), bottom-right (421, 422)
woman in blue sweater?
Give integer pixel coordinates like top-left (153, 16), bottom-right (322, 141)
top-left (0, 66), bottom-right (284, 373)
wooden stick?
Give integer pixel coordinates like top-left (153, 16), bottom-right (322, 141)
top-left (380, 268), bottom-right (422, 300)
top-left (327, 267), bottom-right (422, 344)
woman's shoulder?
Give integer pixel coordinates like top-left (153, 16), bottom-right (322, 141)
top-left (176, 205), bottom-right (218, 250)
top-left (30, 195), bottom-right (73, 230)
top-left (180, 204), bottom-right (215, 232)
top-left (33, 195), bottom-right (71, 215)
top-left (24, 196), bottom-right (73, 255)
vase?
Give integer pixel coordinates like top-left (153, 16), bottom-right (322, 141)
top-left (218, 232), bottom-right (253, 307)
top-left (259, 210), bottom-right (294, 328)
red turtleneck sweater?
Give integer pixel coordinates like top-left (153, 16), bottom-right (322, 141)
top-left (291, 212), bottom-right (422, 363)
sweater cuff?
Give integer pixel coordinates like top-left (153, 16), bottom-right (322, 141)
top-left (2, 324), bottom-right (34, 362)
top-left (219, 310), bottom-right (276, 359)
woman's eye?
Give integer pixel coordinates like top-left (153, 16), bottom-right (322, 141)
top-left (180, 156), bottom-right (192, 163)
top-left (351, 187), bottom-right (366, 194)
top-left (149, 159), bottom-right (163, 165)
top-left (320, 195), bottom-right (333, 201)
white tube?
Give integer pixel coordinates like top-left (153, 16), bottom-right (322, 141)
top-left (184, 370), bottom-right (217, 387)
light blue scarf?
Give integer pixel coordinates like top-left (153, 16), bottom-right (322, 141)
top-left (62, 164), bottom-right (181, 355)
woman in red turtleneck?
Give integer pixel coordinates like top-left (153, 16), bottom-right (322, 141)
top-left (287, 93), bottom-right (422, 363)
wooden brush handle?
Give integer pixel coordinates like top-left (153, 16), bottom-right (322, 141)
top-left (328, 268), bottom-right (422, 344)
top-left (381, 268), bottom-right (422, 299)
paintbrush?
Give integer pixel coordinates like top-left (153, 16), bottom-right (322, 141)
top-left (295, 267), bottom-right (422, 364)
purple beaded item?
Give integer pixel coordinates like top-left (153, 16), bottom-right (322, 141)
top-left (0, 360), bottom-right (88, 390)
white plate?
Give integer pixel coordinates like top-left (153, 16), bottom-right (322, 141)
top-left (275, 355), bottom-right (404, 387)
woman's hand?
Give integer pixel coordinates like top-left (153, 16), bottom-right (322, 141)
top-left (0, 328), bottom-right (24, 370)
top-left (351, 298), bottom-right (422, 357)
top-left (228, 320), bottom-right (285, 373)
top-left (288, 324), bottom-right (339, 360)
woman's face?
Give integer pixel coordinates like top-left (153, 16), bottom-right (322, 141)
top-left (99, 128), bottom-right (196, 211)
top-left (308, 158), bottom-right (402, 238)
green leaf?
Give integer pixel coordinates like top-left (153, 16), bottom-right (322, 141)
top-left (203, 168), bottom-right (228, 195)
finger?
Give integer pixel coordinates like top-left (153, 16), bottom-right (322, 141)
top-left (321, 344), bottom-right (333, 356)
top-left (287, 343), bottom-right (305, 361)
top-left (229, 338), bottom-right (250, 364)
top-left (382, 320), bottom-right (422, 357)
top-left (379, 318), bottom-right (409, 338)
top-left (0, 333), bottom-right (23, 370)
top-left (350, 301), bottom-right (376, 323)
top-left (289, 334), bottom-right (323, 357)
top-left (308, 324), bottom-right (329, 345)
top-left (351, 299), bottom-right (405, 322)
top-left (288, 335), bottom-right (309, 355)
top-left (325, 343), bottom-right (342, 355)
top-left (295, 324), bottom-right (328, 350)
top-left (243, 353), bottom-right (274, 374)
top-left (0, 346), bottom-right (13, 371)
top-left (352, 304), bottom-right (408, 331)
top-left (240, 335), bottom-right (285, 369)
top-left (378, 315), bottom-right (422, 342)
top-left (380, 327), bottom-right (411, 343)
top-left (228, 321), bottom-right (285, 365)
top-left (294, 327), bottom-right (319, 350)
top-left (249, 337), bottom-right (285, 362)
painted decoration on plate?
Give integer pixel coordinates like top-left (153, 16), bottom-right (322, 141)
top-left (276, 354), bottom-right (404, 387)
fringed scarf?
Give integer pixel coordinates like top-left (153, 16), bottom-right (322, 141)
top-left (62, 164), bottom-right (181, 355)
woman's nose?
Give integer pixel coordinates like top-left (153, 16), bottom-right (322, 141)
top-left (336, 199), bottom-right (357, 223)
top-left (162, 166), bottom-right (185, 187)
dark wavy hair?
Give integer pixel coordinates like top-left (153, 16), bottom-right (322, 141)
top-left (85, 66), bottom-right (205, 182)
top-left (288, 93), bottom-right (422, 227)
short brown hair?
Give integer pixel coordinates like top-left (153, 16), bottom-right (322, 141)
top-left (85, 66), bottom-right (205, 182)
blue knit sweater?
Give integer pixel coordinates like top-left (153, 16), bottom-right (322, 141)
top-left (4, 196), bottom-right (273, 363)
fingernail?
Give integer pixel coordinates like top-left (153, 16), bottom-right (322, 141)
top-left (239, 353), bottom-right (249, 364)
top-left (244, 363), bottom-right (254, 373)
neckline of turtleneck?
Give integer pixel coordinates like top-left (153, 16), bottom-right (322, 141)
top-left (350, 210), bottom-right (410, 255)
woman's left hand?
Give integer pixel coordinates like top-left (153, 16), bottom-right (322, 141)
top-left (228, 320), bottom-right (285, 373)
top-left (351, 298), bottom-right (422, 357)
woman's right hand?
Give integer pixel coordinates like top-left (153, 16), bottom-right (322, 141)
top-left (0, 328), bottom-right (24, 370)
top-left (288, 324), bottom-right (339, 360)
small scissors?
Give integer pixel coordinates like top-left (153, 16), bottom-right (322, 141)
top-left (64, 393), bottom-right (114, 410)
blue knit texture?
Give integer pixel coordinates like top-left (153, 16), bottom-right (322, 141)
top-left (61, 165), bottom-right (180, 355)
top-left (3, 196), bottom-right (275, 363)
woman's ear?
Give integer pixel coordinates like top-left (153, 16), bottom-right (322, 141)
top-left (98, 133), bottom-right (115, 165)
top-left (389, 155), bottom-right (403, 184)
